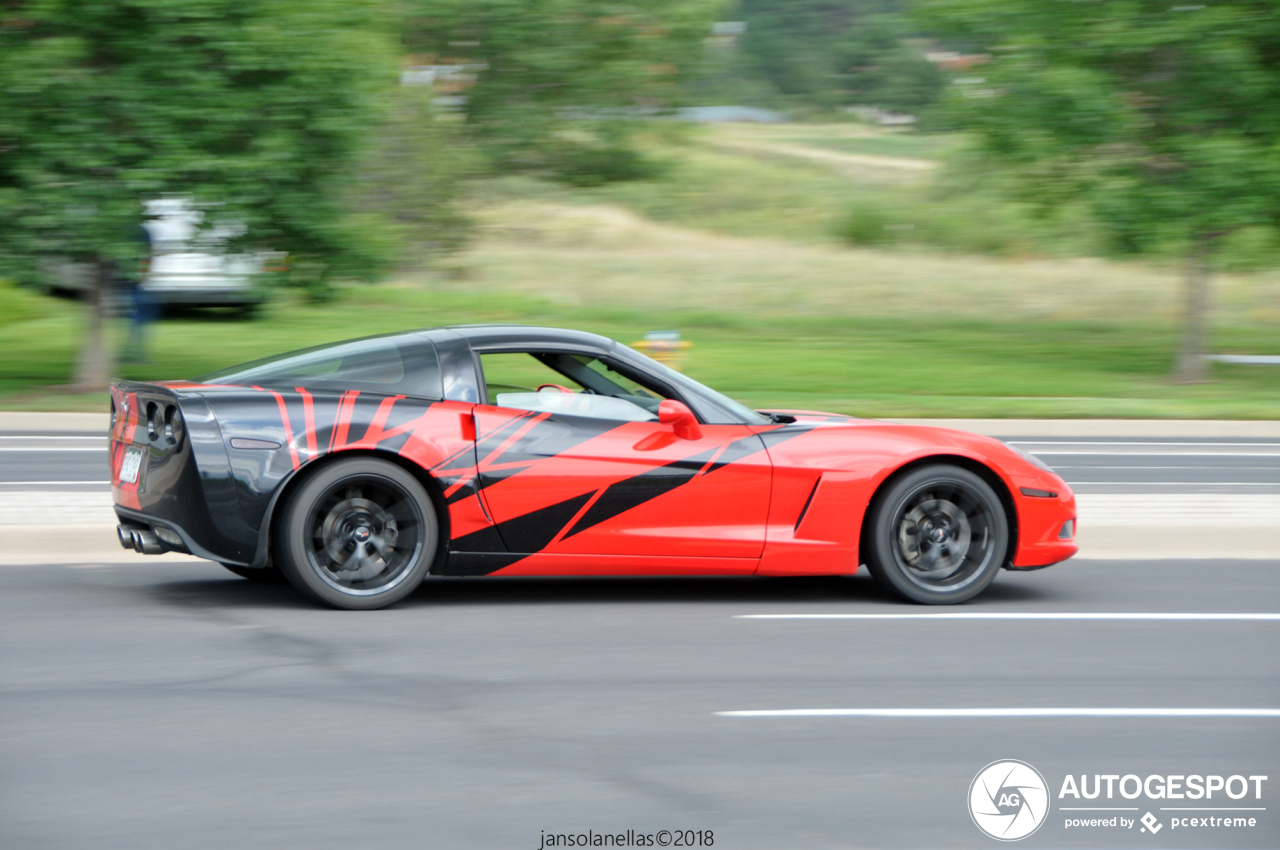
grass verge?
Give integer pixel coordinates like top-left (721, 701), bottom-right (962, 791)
top-left (3, 284), bottom-right (1277, 419)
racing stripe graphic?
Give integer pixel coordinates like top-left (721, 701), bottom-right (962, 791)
top-left (563, 446), bottom-right (720, 539)
top-left (442, 412), bottom-right (626, 507)
top-left (472, 410), bottom-right (536, 462)
top-left (487, 491), bottom-right (595, 554)
top-left (476, 415), bottom-right (623, 490)
top-left (458, 423), bottom-right (819, 567)
top-left (563, 428), bottom-right (790, 540)
top-left (473, 411), bottom-right (551, 483)
top-left (329, 390), bottom-right (359, 451)
top-left (296, 388), bottom-right (317, 457)
top-left (447, 522), bottom-right (508, 554)
top-left (254, 386), bottom-right (300, 470)
top-left (434, 410), bottom-right (533, 503)
top-left (704, 431), bottom-right (773, 472)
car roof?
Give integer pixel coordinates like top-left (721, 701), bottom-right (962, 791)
top-left (429, 324), bottom-right (616, 353)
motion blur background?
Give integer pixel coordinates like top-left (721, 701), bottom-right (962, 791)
top-left (1, 0), bottom-right (1278, 418)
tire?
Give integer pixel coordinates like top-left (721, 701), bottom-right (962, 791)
top-left (221, 563), bottom-right (286, 583)
top-left (863, 464), bottom-right (1009, 605)
top-left (275, 458), bottom-right (438, 610)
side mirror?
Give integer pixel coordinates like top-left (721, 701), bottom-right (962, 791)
top-left (658, 399), bottom-right (702, 440)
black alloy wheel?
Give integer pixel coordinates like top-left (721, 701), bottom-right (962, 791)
top-left (863, 464), bottom-right (1009, 604)
top-left (276, 458), bottom-right (438, 610)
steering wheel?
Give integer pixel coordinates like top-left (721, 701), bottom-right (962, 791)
top-left (536, 383), bottom-right (575, 394)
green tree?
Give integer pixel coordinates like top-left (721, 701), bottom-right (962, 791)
top-left (722, 0), bottom-right (941, 112)
top-left (916, 0), bottom-right (1280, 381)
top-left (342, 87), bottom-right (477, 273)
top-left (0, 0), bottom-right (396, 390)
top-left (400, 0), bottom-right (720, 181)
top-left (833, 13), bottom-right (942, 111)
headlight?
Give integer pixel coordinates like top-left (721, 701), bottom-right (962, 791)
top-left (1007, 442), bottom-right (1056, 474)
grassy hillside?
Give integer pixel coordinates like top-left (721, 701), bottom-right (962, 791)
top-left (2, 123), bottom-right (1277, 417)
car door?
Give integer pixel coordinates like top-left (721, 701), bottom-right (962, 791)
top-left (470, 351), bottom-right (772, 568)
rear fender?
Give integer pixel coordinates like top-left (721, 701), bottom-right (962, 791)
top-left (249, 447), bottom-right (453, 572)
top-left (194, 389), bottom-right (482, 567)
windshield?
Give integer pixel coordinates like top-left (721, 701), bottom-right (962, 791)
top-left (614, 342), bottom-right (770, 425)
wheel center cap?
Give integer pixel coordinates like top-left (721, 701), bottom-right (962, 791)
top-left (353, 526), bottom-right (371, 543)
top-left (929, 527), bottom-right (948, 543)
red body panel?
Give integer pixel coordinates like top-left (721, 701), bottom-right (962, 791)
top-left (471, 406), bottom-right (774, 572)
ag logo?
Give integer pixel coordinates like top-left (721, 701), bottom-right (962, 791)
top-left (969, 760), bottom-right (1050, 841)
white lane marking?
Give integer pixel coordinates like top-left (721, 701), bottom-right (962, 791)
top-left (736, 613), bottom-right (1280, 621)
top-left (1068, 482), bottom-right (1280, 486)
top-left (0, 447), bottom-right (106, 452)
top-left (715, 708), bottom-right (1280, 717)
top-left (1056, 465), bottom-right (1278, 469)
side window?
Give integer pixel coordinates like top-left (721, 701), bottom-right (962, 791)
top-left (479, 352), bottom-right (658, 423)
top-left (478, 353), bottom-right (580, 399)
top-left (200, 337), bottom-right (442, 398)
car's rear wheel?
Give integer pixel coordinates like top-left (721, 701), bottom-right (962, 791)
top-left (275, 458), bottom-right (438, 610)
top-left (863, 464), bottom-right (1009, 604)
top-left (221, 563), bottom-right (286, 583)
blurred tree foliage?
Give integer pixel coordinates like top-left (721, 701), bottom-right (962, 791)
top-left (343, 87), bottom-right (477, 272)
top-left (917, 0), bottom-right (1280, 381)
top-left (399, 0), bottom-right (721, 184)
top-left (832, 13), bottom-right (943, 111)
top-left (0, 0), bottom-right (396, 388)
top-left (697, 0), bottom-right (943, 113)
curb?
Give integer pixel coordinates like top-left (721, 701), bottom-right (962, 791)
top-left (3, 524), bottom-right (1274, 566)
top-left (0, 412), bottom-right (109, 433)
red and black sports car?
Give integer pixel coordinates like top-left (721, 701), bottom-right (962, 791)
top-left (110, 325), bottom-right (1076, 609)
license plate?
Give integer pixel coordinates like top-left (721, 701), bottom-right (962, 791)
top-left (119, 447), bottom-right (144, 484)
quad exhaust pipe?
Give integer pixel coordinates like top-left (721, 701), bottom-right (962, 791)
top-left (117, 523), bottom-right (164, 555)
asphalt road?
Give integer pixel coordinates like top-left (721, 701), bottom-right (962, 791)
top-left (3, 428), bottom-right (1277, 848)
top-left (4, 432), bottom-right (1280, 493)
top-left (2, 558), bottom-right (1277, 849)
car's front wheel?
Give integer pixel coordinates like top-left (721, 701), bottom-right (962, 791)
top-left (275, 458), bottom-right (438, 610)
top-left (863, 464), bottom-right (1009, 604)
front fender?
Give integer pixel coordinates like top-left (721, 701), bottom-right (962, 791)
top-left (756, 419), bottom-right (1070, 575)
